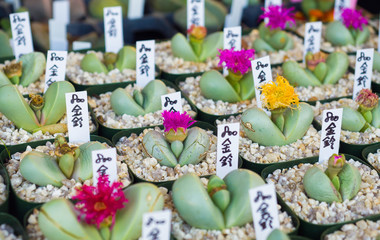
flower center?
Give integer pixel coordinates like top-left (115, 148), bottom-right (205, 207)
top-left (94, 201), bottom-right (107, 211)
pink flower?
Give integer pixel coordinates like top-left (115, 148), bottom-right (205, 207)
top-left (218, 48), bottom-right (255, 75)
top-left (73, 175), bottom-right (127, 229)
top-left (260, 5), bottom-right (296, 30)
top-left (341, 8), bottom-right (368, 31)
top-left (162, 110), bottom-right (196, 133)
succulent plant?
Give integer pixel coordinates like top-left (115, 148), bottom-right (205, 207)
top-left (373, 51), bottom-right (380, 73)
top-left (342, 89), bottom-right (380, 132)
top-left (172, 169), bottom-right (265, 230)
top-left (301, 0), bottom-right (334, 21)
top-left (142, 111), bottom-right (211, 168)
top-left (80, 46), bottom-right (136, 74)
top-left (267, 229), bottom-right (291, 240)
top-left (0, 30), bottom-right (13, 58)
top-left (171, 24), bottom-right (223, 62)
top-left (200, 48), bottom-right (255, 102)
top-left (0, 52), bottom-right (45, 87)
top-left (325, 8), bottom-right (369, 47)
top-left (252, 6), bottom-right (296, 52)
top-left (303, 154), bottom-right (362, 203)
top-left (282, 51), bottom-right (349, 87)
top-left (38, 176), bottom-right (164, 240)
top-left (19, 136), bottom-right (108, 187)
top-left (241, 75), bottom-right (314, 146)
top-left (111, 80), bottom-right (168, 117)
top-left (0, 81), bottom-right (75, 133)
top-left (88, 0), bottom-right (128, 19)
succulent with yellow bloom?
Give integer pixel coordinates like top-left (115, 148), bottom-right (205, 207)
top-left (241, 75), bottom-right (314, 146)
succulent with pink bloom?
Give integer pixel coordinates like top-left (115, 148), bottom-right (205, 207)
top-left (252, 6), bottom-right (296, 52)
top-left (341, 8), bottom-right (368, 31)
top-left (217, 48), bottom-right (255, 76)
top-left (162, 110), bottom-right (196, 142)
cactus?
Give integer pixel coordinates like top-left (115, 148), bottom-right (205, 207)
top-left (342, 89), bottom-right (380, 132)
top-left (1, 52), bottom-right (46, 87)
top-left (142, 111), bottom-right (209, 168)
top-left (172, 169), bottom-right (265, 230)
top-left (80, 46), bottom-right (137, 74)
top-left (282, 51), bottom-right (349, 87)
top-left (171, 25), bottom-right (223, 62)
top-left (39, 178), bottom-right (164, 240)
top-left (19, 136), bottom-right (108, 187)
top-left (111, 80), bottom-right (168, 117)
top-left (325, 9), bottom-right (369, 47)
top-left (303, 154), bottom-right (362, 203)
top-left (241, 75), bottom-right (313, 146)
top-left (0, 81), bottom-right (75, 133)
top-left (200, 48), bottom-right (256, 103)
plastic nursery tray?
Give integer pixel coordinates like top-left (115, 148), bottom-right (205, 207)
top-left (112, 121), bottom-right (243, 190)
top-left (361, 143), bottom-right (380, 173)
top-left (0, 109), bottom-right (99, 154)
top-left (312, 116), bottom-right (379, 158)
top-left (0, 212), bottom-right (28, 239)
top-left (0, 135), bottom-right (115, 221)
top-left (86, 79), bottom-right (198, 140)
top-left (0, 164), bottom-right (10, 213)
top-left (320, 215), bottom-right (380, 240)
top-left (261, 154), bottom-right (380, 240)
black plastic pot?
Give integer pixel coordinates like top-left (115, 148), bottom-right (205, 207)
top-left (0, 164), bottom-right (9, 213)
top-left (320, 215), bottom-right (380, 240)
top-left (0, 212), bottom-right (28, 239)
top-left (361, 143), bottom-right (380, 173)
top-left (86, 79), bottom-right (198, 140)
top-left (112, 121), bottom-right (242, 190)
top-left (261, 154), bottom-right (380, 239)
top-left (0, 135), bottom-right (114, 221)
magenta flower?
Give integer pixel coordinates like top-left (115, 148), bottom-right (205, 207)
top-left (341, 8), bottom-right (368, 31)
top-left (73, 174), bottom-right (128, 229)
top-left (162, 110), bottom-right (196, 133)
top-left (260, 5), bottom-right (296, 30)
top-left (218, 48), bottom-right (255, 75)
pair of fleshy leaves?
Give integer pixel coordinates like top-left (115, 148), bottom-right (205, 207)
top-left (253, 22), bottom-right (294, 52)
top-left (241, 103), bottom-right (314, 146)
top-left (325, 21), bottom-right (369, 46)
top-left (38, 183), bottom-right (164, 240)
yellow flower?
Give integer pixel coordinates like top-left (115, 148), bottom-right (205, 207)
top-left (260, 75), bottom-right (299, 111)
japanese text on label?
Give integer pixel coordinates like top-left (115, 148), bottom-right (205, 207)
top-left (319, 108), bottom-right (343, 163)
top-left (216, 123), bottom-right (239, 179)
top-left (65, 91), bottom-right (90, 143)
top-left (92, 148), bottom-right (117, 185)
top-left (142, 210), bottom-right (172, 240)
top-left (136, 40), bottom-right (155, 87)
top-left (353, 48), bottom-right (374, 99)
top-left (161, 92), bottom-right (182, 113)
top-left (44, 50), bottom-right (67, 92)
top-left (104, 7), bottom-right (123, 53)
top-left (187, 0), bottom-right (205, 29)
top-left (9, 12), bottom-right (34, 59)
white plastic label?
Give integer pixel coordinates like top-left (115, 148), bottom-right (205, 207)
top-left (251, 56), bottom-right (272, 115)
top-left (9, 12), bottom-right (34, 60)
top-left (264, 0), bottom-right (282, 8)
top-left (72, 41), bottom-right (92, 51)
top-left (333, 0), bottom-right (350, 21)
top-left (142, 210), bottom-right (172, 240)
top-left (65, 91), bottom-right (90, 143)
top-left (136, 40), bottom-right (155, 87)
top-left (303, 22), bottom-right (322, 61)
top-left (104, 6), bottom-right (124, 53)
top-left (353, 48), bottom-right (374, 99)
top-left (216, 123), bottom-right (240, 179)
top-left (53, 0), bottom-right (70, 25)
top-left (44, 50), bottom-right (67, 92)
top-left (92, 148), bottom-right (117, 185)
top-left (319, 108), bottom-right (343, 163)
top-left (249, 184), bottom-right (280, 240)
top-left (161, 92), bottom-right (182, 113)
top-left (187, 0), bottom-right (205, 29)
top-left (128, 0), bottom-right (145, 19)
top-left (224, 0), bottom-right (248, 28)
top-left (49, 19), bottom-right (68, 51)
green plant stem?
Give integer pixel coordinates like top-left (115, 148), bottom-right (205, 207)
top-left (107, 64), bottom-right (114, 71)
top-left (271, 109), bottom-right (286, 132)
top-left (10, 76), bottom-right (19, 85)
top-left (100, 227), bottom-right (110, 240)
top-left (189, 37), bottom-right (203, 57)
top-left (226, 70), bottom-right (243, 94)
top-left (360, 109), bottom-right (373, 123)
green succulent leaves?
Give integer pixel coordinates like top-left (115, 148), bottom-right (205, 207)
top-left (303, 161), bottom-right (362, 203)
top-left (38, 183), bottom-right (164, 240)
top-left (326, 21), bottom-right (370, 46)
top-left (143, 127), bottom-right (210, 168)
top-left (19, 52), bottom-right (46, 87)
top-left (241, 103), bottom-right (314, 146)
top-left (172, 169), bottom-right (265, 230)
top-left (199, 70), bottom-right (255, 103)
top-left (282, 52), bottom-right (349, 87)
top-left (111, 80), bottom-right (168, 117)
top-left (342, 104), bottom-right (380, 132)
top-left (171, 31), bottom-right (223, 62)
top-left (0, 81), bottom-right (75, 133)
top-left (253, 22), bottom-right (294, 52)
top-left (19, 140), bottom-right (108, 187)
